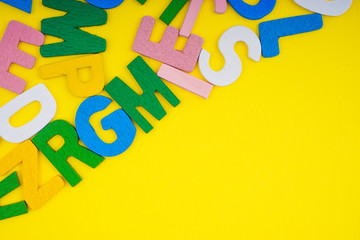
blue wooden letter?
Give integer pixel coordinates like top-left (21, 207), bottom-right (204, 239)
top-left (259, 13), bottom-right (323, 58)
top-left (0, 0), bottom-right (32, 13)
top-left (75, 95), bottom-right (136, 157)
top-left (228, 0), bottom-right (276, 20)
top-left (85, 0), bottom-right (123, 9)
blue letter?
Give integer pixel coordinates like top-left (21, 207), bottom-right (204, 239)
top-left (259, 13), bottom-right (323, 58)
top-left (85, 0), bottom-right (123, 9)
top-left (228, 0), bottom-right (276, 20)
top-left (75, 95), bottom-right (136, 157)
top-left (0, 0), bottom-right (32, 13)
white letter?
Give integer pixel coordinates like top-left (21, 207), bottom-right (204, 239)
top-left (294, 0), bottom-right (352, 16)
top-left (199, 26), bottom-right (261, 87)
top-left (0, 84), bottom-right (57, 143)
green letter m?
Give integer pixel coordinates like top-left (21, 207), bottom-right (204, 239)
top-left (40, 0), bottom-right (107, 57)
top-left (105, 56), bottom-right (180, 133)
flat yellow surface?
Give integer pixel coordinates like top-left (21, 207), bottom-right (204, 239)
top-left (0, 0), bottom-right (360, 239)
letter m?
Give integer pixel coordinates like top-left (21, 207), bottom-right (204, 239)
top-left (105, 56), bottom-right (180, 133)
top-left (40, 0), bottom-right (107, 57)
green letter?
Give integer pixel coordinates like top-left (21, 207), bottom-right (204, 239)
top-left (105, 56), bottom-right (180, 133)
top-left (32, 120), bottom-right (104, 187)
top-left (0, 172), bottom-right (28, 221)
top-left (41, 0), bottom-right (107, 57)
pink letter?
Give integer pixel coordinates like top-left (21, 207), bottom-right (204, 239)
top-left (179, 0), bottom-right (203, 37)
top-left (132, 16), bottom-right (204, 73)
top-left (0, 21), bottom-right (44, 94)
top-left (158, 64), bottom-right (213, 99)
top-left (214, 0), bottom-right (227, 13)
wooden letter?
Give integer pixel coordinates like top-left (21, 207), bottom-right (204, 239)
top-left (259, 13), bottom-right (323, 58)
top-left (160, 0), bottom-right (188, 25)
top-left (32, 120), bottom-right (104, 187)
top-left (179, 0), bottom-right (203, 37)
top-left (0, 172), bottom-right (28, 221)
top-left (0, 0), bottom-right (32, 13)
top-left (85, 0), bottom-right (123, 9)
top-left (160, 0), bottom-right (225, 26)
top-left (132, 16), bottom-right (204, 73)
top-left (41, 0), bottom-right (107, 57)
top-left (294, 0), bottom-right (352, 17)
top-left (0, 21), bottom-right (44, 94)
top-left (39, 54), bottom-right (105, 97)
top-left (227, 0), bottom-right (276, 20)
top-left (75, 96), bottom-right (136, 157)
top-left (198, 26), bottom-right (261, 86)
top-left (214, 0), bottom-right (227, 14)
top-left (136, 0), bottom-right (146, 4)
top-left (0, 84), bottom-right (57, 143)
top-left (105, 56), bottom-right (180, 133)
top-left (0, 141), bottom-right (65, 210)
top-left (158, 64), bottom-right (213, 99)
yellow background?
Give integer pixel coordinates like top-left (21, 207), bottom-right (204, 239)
top-left (0, 0), bottom-right (359, 239)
